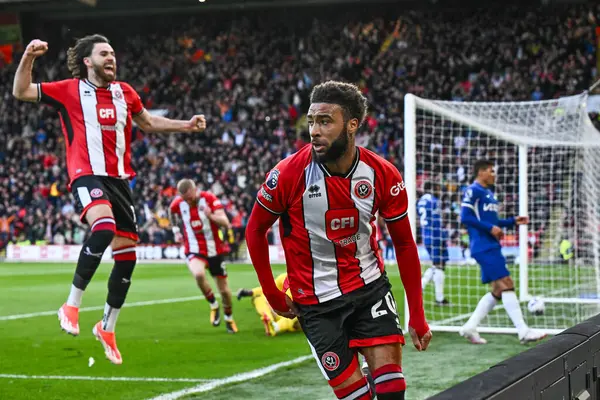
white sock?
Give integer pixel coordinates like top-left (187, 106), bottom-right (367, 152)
top-left (102, 303), bottom-right (121, 332)
top-left (464, 292), bottom-right (497, 330)
top-left (433, 269), bottom-right (445, 302)
top-left (421, 267), bottom-right (434, 289)
top-left (66, 285), bottom-right (84, 308)
top-left (501, 290), bottom-right (527, 334)
top-left (210, 300), bottom-right (219, 310)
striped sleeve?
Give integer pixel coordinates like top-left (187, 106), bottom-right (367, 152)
top-left (378, 162), bottom-right (408, 223)
top-left (256, 165), bottom-right (286, 215)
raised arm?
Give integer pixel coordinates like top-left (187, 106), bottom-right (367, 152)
top-left (133, 109), bottom-right (206, 134)
top-left (12, 40), bottom-right (48, 102)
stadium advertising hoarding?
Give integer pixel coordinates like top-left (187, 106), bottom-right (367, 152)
top-left (6, 244), bottom-right (286, 262)
top-left (5, 243), bottom-right (519, 263)
top-left (6, 244), bottom-right (184, 261)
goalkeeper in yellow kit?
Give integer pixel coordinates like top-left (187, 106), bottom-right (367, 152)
top-left (237, 273), bottom-right (301, 336)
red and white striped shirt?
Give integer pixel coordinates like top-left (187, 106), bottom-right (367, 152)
top-left (38, 78), bottom-right (144, 185)
top-left (169, 191), bottom-right (228, 257)
top-left (256, 145), bottom-right (408, 305)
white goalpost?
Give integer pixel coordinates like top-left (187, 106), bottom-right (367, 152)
top-left (403, 92), bottom-right (600, 335)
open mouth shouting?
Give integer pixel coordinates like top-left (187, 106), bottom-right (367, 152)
top-left (103, 64), bottom-right (116, 75)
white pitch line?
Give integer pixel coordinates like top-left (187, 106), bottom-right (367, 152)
top-left (0, 296), bottom-right (204, 322)
top-left (148, 355), bottom-right (313, 400)
top-left (433, 308), bottom-right (504, 325)
top-left (0, 374), bottom-right (214, 383)
top-left (432, 283), bottom-right (591, 326)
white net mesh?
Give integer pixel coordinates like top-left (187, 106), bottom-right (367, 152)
top-left (406, 93), bottom-right (600, 334)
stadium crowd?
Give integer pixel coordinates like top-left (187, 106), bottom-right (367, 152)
top-left (0, 3), bottom-right (598, 254)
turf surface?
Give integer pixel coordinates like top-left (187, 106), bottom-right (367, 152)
top-left (0, 262), bottom-right (541, 399)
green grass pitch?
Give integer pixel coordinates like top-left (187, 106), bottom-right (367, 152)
top-left (0, 262), bottom-right (542, 400)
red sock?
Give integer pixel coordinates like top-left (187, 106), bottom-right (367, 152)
top-left (333, 376), bottom-right (372, 400)
top-left (372, 364), bottom-right (406, 395)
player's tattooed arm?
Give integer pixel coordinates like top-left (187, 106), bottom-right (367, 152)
top-left (133, 109), bottom-right (206, 134)
top-left (168, 209), bottom-right (182, 241)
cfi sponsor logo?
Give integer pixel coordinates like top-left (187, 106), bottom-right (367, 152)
top-left (390, 181), bottom-right (406, 196)
top-left (321, 351), bottom-right (340, 371)
top-left (325, 208), bottom-right (360, 242)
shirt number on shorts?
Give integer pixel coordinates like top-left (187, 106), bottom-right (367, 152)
top-left (371, 291), bottom-right (398, 319)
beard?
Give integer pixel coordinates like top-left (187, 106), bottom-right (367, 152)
top-left (313, 127), bottom-right (350, 164)
top-left (92, 62), bottom-right (116, 83)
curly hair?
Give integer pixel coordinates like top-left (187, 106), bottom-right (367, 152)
top-left (309, 81), bottom-right (368, 126)
top-left (66, 34), bottom-right (110, 79)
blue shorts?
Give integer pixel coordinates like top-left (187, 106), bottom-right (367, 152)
top-left (425, 242), bottom-right (449, 265)
top-left (473, 248), bottom-right (510, 284)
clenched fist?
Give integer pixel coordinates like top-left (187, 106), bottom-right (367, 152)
top-left (25, 40), bottom-right (48, 58)
top-left (185, 115), bottom-right (206, 133)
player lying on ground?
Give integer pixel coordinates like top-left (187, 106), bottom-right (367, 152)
top-left (169, 179), bottom-right (238, 333)
top-left (12, 35), bottom-right (206, 364)
top-left (459, 160), bottom-right (546, 345)
top-left (246, 81), bottom-right (431, 400)
top-left (418, 181), bottom-right (450, 306)
top-left (238, 273), bottom-right (302, 336)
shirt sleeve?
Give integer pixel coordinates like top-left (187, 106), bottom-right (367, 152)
top-left (461, 187), bottom-right (477, 209)
top-left (387, 216), bottom-right (429, 337)
top-left (256, 164), bottom-right (288, 215)
top-left (38, 80), bottom-right (72, 105)
top-left (122, 82), bottom-right (144, 116)
top-left (378, 163), bottom-right (409, 222)
top-left (169, 199), bottom-right (180, 215)
top-left (460, 188), bottom-right (495, 232)
top-left (204, 192), bottom-right (224, 212)
top-left (498, 217), bottom-right (516, 228)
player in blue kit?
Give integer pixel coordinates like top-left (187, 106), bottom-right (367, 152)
top-left (418, 182), bottom-right (450, 306)
top-left (459, 160), bottom-right (546, 345)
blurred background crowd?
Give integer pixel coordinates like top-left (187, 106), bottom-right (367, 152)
top-left (0, 3), bottom-right (598, 257)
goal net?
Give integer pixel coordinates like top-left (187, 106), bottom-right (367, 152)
top-left (403, 92), bottom-right (600, 335)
